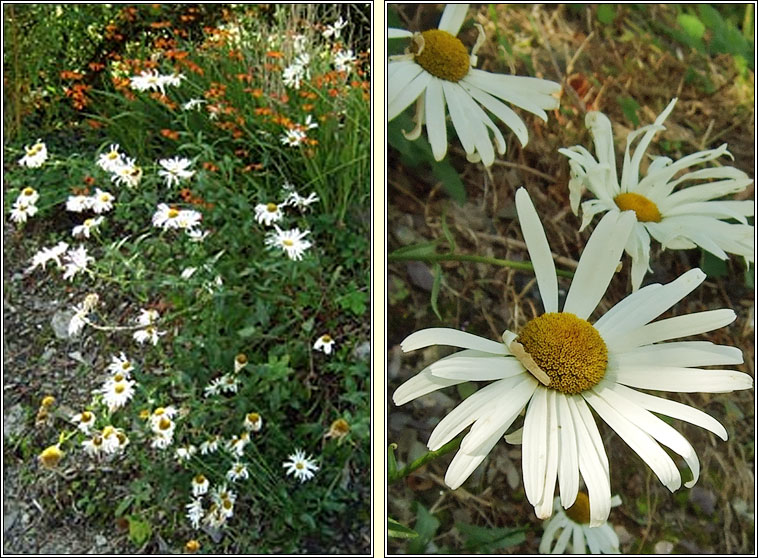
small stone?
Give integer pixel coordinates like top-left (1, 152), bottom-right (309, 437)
top-left (95, 535), bottom-right (107, 546)
top-left (51, 309), bottom-right (75, 340)
top-left (352, 341), bottom-right (370, 361)
top-left (688, 486), bottom-right (717, 516)
top-left (653, 540), bottom-right (674, 554)
top-left (3, 404), bottom-right (27, 440)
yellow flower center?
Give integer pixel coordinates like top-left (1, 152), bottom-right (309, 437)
top-left (247, 412), bottom-right (260, 423)
top-left (27, 144), bottom-right (43, 155)
top-left (23, 187), bottom-right (35, 196)
top-left (295, 462), bottom-right (305, 470)
top-left (185, 540), bottom-right (200, 553)
top-left (121, 361), bottom-right (131, 370)
top-left (159, 417), bottom-right (172, 430)
top-left (168, 208), bottom-right (180, 218)
top-left (100, 194), bottom-right (110, 202)
top-left (411, 29), bottom-right (470, 82)
top-left (614, 192), bottom-right (662, 223)
top-left (113, 373), bottom-right (125, 382)
top-left (236, 353), bottom-right (248, 364)
top-left (516, 312), bottom-right (607, 394)
top-left (329, 418), bottom-right (350, 436)
top-left (39, 445), bottom-right (63, 468)
top-left (102, 426), bottom-right (115, 437)
top-left (81, 411), bottom-right (93, 422)
top-left (154, 407), bottom-right (165, 416)
top-left (222, 499), bottom-right (233, 510)
top-left (565, 491), bottom-right (591, 525)
top-left (282, 239), bottom-right (294, 247)
top-left (114, 383), bottom-right (126, 394)
top-left (84, 218), bottom-right (94, 227)
top-left (93, 435), bottom-right (103, 446)
top-left (107, 151), bottom-right (119, 160)
top-left (194, 474), bottom-right (206, 484)
top-left (116, 432), bottom-right (127, 445)
top-left (266, 203), bottom-right (278, 213)
top-left (41, 395), bottom-right (55, 407)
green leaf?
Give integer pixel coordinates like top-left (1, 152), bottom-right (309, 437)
top-left (678, 13), bottom-right (706, 39)
top-left (237, 325), bottom-right (257, 338)
top-left (700, 250), bottom-right (728, 278)
top-left (430, 264), bottom-right (443, 321)
top-left (618, 96), bottom-right (641, 127)
top-left (127, 515), bottom-right (152, 547)
top-left (114, 495), bottom-right (134, 517)
top-left (456, 522), bottom-right (527, 553)
top-left (388, 517), bottom-right (418, 539)
top-left (596, 5), bottom-right (616, 25)
top-left (456, 381), bottom-right (477, 400)
top-left (440, 211), bottom-right (457, 252)
top-left (431, 156), bottom-right (466, 205)
top-left (408, 503), bottom-right (441, 554)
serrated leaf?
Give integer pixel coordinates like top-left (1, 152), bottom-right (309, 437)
top-left (388, 517), bottom-right (418, 539)
top-left (430, 264), bottom-right (443, 321)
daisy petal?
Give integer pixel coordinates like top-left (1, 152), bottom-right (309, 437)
top-left (534, 390), bottom-right (561, 519)
top-left (523, 387), bottom-right (549, 506)
top-left (401, 327), bottom-right (507, 354)
top-left (388, 28), bottom-right (413, 39)
top-left (564, 210), bottom-right (636, 319)
top-left (614, 365), bottom-right (753, 393)
top-left (429, 354), bottom-right (525, 381)
top-left (445, 422), bottom-right (507, 490)
top-left (437, 3), bottom-right (470, 35)
top-left (388, 70), bottom-right (431, 121)
top-left (425, 79), bottom-right (448, 161)
top-left (516, 188), bottom-right (558, 313)
top-left (393, 368), bottom-right (464, 406)
top-left (614, 341), bottom-right (743, 368)
top-left (556, 394), bottom-right (579, 508)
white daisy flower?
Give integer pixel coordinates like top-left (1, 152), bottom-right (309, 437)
top-left (100, 378), bottom-right (136, 412)
top-left (90, 188), bottom-right (115, 214)
top-left (151, 416), bottom-right (176, 449)
top-left (204, 377), bottom-right (224, 398)
top-left (299, 114), bottom-right (318, 130)
top-left (68, 303), bottom-right (89, 337)
top-left (136, 308), bottom-right (160, 326)
top-left (107, 352), bottom-right (134, 376)
top-left (66, 194), bottom-right (93, 213)
top-left (313, 334), bottom-right (336, 355)
top-left (186, 497), bottom-right (204, 530)
top-left (18, 139), bottom-right (48, 167)
top-left (133, 325), bottom-right (166, 345)
top-left (191, 474), bottom-right (209, 497)
top-left (283, 190), bottom-right (319, 211)
top-left (227, 433), bottom-right (249, 457)
top-left (322, 16), bottom-right (347, 39)
top-left (97, 144), bottom-right (124, 172)
top-left (16, 186), bottom-right (40, 206)
top-left (393, 187), bottom-right (752, 526)
top-left (255, 202), bottom-right (284, 226)
top-left (186, 228), bottom-right (209, 242)
top-left (243, 412), bottom-right (262, 432)
top-left (559, 98), bottom-right (754, 291)
top-left (110, 157), bottom-right (143, 188)
top-left (27, 241), bottom-right (69, 272)
top-left (388, 4), bottom-right (561, 166)
top-left (82, 434), bottom-right (106, 458)
top-left (283, 63), bottom-right (308, 90)
top-left (199, 435), bottom-right (221, 455)
top-left (101, 425), bottom-right (129, 454)
top-left (62, 246), bottom-right (93, 281)
top-left (149, 406), bottom-right (178, 429)
top-left (334, 49), bottom-right (356, 73)
top-left (210, 484), bottom-right (237, 517)
top-left (71, 410), bottom-right (96, 434)
top-left (158, 156), bottom-right (195, 188)
top-left (175, 444), bottom-right (197, 462)
top-left (280, 129), bottom-right (308, 147)
top-left (265, 226), bottom-right (312, 261)
top-left (540, 493), bottom-right (622, 554)
top-left (182, 98), bottom-right (206, 111)
top-left (130, 70), bottom-right (183, 95)
top-left (176, 209), bottom-right (203, 230)
top-left (9, 200), bottom-right (38, 224)
top-left (72, 216), bottom-right (104, 239)
top-left (283, 449), bottom-right (319, 483)
top-left (226, 461), bottom-right (249, 482)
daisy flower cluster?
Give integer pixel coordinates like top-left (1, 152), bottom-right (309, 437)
top-left (9, 187), bottom-right (40, 224)
top-left (256, 181), bottom-right (319, 261)
top-left (27, 242), bottom-right (93, 281)
top-left (185, 482), bottom-right (238, 531)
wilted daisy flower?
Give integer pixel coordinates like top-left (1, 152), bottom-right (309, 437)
top-left (68, 292), bottom-right (99, 337)
top-left (313, 334), bottom-right (336, 355)
top-left (107, 352), bottom-right (134, 376)
top-left (393, 187), bottom-right (752, 526)
top-left (100, 378), bottom-right (136, 412)
top-left (226, 461), bottom-right (249, 482)
top-left (186, 497), bottom-right (204, 530)
top-left (265, 226), bottom-right (312, 261)
top-left (281, 128), bottom-right (308, 147)
top-left (325, 418), bottom-right (350, 441)
top-left (72, 216), bottom-right (104, 239)
top-left (101, 425), bottom-right (129, 454)
top-left (182, 98), bottom-right (206, 111)
top-left (82, 434), bottom-right (106, 458)
top-left (540, 493), bottom-right (622, 554)
top-left (66, 194), bottom-right (93, 213)
top-left (228, 432), bottom-right (250, 457)
top-left (9, 200), bottom-right (38, 224)
top-left (255, 202), bottom-right (284, 226)
top-left (175, 444), bottom-right (197, 462)
top-left (234, 353), bottom-right (248, 373)
top-left (322, 16), bottom-right (347, 39)
top-left (200, 435), bottom-right (221, 455)
top-left (38, 444), bottom-right (64, 468)
top-left (90, 188), bottom-right (115, 214)
top-left (158, 157), bottom-right (195, 188)
top-left (283, 190), bottom-right (319, 211)
top-left (334, 49), bottom-right (356, 73)
top-left (559, 98), bottom-right (754, 291)
top-left (151, 416), bottom-right (176, 449)
top-left (210, 484), bottom-right (237, 518)
top-left (97, 144), bottom-right (124, 172)
top-left (16, 186), bottom-right (40, 206)
top-left (202, 505), bottom-right (228, 529)
top-left (243, 412), bottom-right (262, 432)
top-left (27, 241), bottom-right (69, 273)
top-left (62, 246), bottom-right (93, 281)
top-left (110, 157), bottom-right (143, 188)
top-left (389, 4), bottom-right (561, 166)
top-left (18, 139), bottom-right (48, 168)
top-left (136, 308), bottom-right (160, 326)
top-left (283, 449), bottom-right (319, 483)
top-left (72, 410), bottom-right (96, 434)
top-left (133, 325), bottom-right (167, 345)
top-left (191, 474), bottom-right (210, 496)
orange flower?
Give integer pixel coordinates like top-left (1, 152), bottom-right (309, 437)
top-left (60, 70), bottom-right (84, 80)
top-left (328, 88), bottom-right (339, 97)
top-left (83, 176), bottom-right (96, 186)
top-left (149, 20), bottom-right (172, 29)
top-left (254, 107), bottom-right (273, 116)
top-left (248, 88), bottom-right (263, 98)
top-left (302, 103), bottom-right (314, 112)
top-left (161, 129), bottom-right (180, 140)
top-left (202, 161), bottom-right (219, 172)
top-left (88, 62), bottom-right (106, 72)
top-left (86, 119), bottom-right (104, 129)
top-left (265, 50), bottom-right (284, 59)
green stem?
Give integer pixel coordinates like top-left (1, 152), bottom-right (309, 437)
top-left (388, 436), bottom-right (462, 483)
top-left (388, 252), bottom-right (575, 278)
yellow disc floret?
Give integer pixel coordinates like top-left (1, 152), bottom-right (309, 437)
top-left (614, 192), bottom-right (662, 223)
top-left (412, 29), bottom-right (470, 82)
top-left (516, 312), bottom-right (607, 394)
top-left (565, 491), bottom-right (591, 525)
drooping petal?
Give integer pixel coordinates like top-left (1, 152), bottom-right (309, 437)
top-left (556, 394), bottom-right (579, 508)
top-left (585, 110), bottom-right (619, 189)
top-left (442, 81), bottom-right (477, 156)
top-left (563, 210), bottom-right (636, 319)
top-left (388, 28), bottom-right (414, 39)
top-left (626, 222), bottom-right (652, 292)
top-left (523, 387), bottom-right (549, 506)
top-left (460, 81), bottom-right (529, 146)
top-left (515, 187), bottom-right (558, 313)
top-left (424, 78), bottom-right (448, 161)
top-left (465, 69), bottom-right (560, 120)
top-left (393, 367), bottom-right (464, 406)
top-left (584, 390), bottom-right (682, 492)
top-left (534, 390), bottom-right (561, 519)
top-left (387, 69), bottom-right (431, 121)
top-left (401, 327), bottom-right (507, 354)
